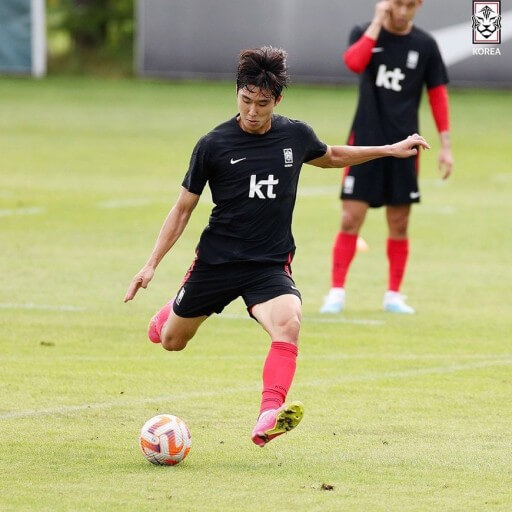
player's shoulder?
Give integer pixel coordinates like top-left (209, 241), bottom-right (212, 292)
top-left (273, 114), bottom-right (310, 129)
top-left (208, 117), bottom-right (238, 137)
top-left (274, 115), bottom-right (316, 137)
top-left (195, 117), bottom-right (237, 147)
top-left (410, 26), bottom-right (439, 48)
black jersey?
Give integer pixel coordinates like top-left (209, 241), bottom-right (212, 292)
top-left (349, 24), bottom-right (449, 145)
top-left (182, 114), bottom-right (327, 264)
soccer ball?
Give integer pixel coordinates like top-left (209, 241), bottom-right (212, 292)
top-left (139, 414), bottom-right (191, 465)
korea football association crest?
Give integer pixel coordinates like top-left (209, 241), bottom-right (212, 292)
top-left (472, 1), bottom-right (501, 44)
top-left (343, 175), bottom-right (355, 195)
top-left (283, 148), bottom-right (293, 168)
top-left (406, 50), bottom-right (419, 70)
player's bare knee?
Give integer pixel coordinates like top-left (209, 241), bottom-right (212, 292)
top-left (161, 340), bottom-right (187, 351)
top-left (274, 314), bottom-right (301, 343)
top-left (161, 333), bottom-right (188, 351)
top-left (389, 219), bottom-right (409, 238)
top-left (393, 227), bottom-right (408, 238)
top-left (341, 210), bottom-right (360, 233)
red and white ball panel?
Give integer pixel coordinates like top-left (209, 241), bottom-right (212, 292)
top-left (139, 414), bottom-right (191, 465)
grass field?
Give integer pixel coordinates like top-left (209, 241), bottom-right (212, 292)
top-left (1, 76), bottom-right (512, 511)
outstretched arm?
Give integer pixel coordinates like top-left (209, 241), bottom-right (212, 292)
top-left (308, 134), bottom-right (430, 169)
top-left (124, 187), bottom-right (200, 302)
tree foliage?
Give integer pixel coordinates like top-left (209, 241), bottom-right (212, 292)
top-left (47, 0), bottom-right (134, 74)
top-left (49, 0), bottom-right (134, 51)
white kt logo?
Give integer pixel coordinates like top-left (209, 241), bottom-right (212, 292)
top-left (375, 64), bottom-right (405, 92)
top-left (249, 174), bottom-right (279, 199)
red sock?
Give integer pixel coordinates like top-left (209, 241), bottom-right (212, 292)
top-left (387, 238), bottom-right (409, 292)
top-left (260, 341), bottom-right (298, 414)
top-left (332, 232), bottom-right (358, 287)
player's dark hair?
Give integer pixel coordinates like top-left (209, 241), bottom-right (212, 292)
top-left (236, 46), bottom-right (289, 100)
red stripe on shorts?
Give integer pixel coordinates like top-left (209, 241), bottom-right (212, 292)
top-left (343, 131), bottom-right (355, 179)
top-left (181, 251), bottom-right (199, 285)
top-left (284, 252), bottom-right (293, 276)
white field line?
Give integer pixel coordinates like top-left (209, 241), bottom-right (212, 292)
top-left (0, 353), bottom-right (508, 363)
top-left (304, 316), bottom-right (384, 326)
top-left (305, 359), bottom-right (512, 387)
top-left (420, 178), bottom-right (449, 188)
top-left (492, 173), bottom-right (512, 184)
top-left (0, 207), bottom-right (44, 217)
top-left (415, 205), bottom-right (456, 215)
top-left (196, 186), bottom-right (342, 204)
top-left (2, 358), bottom-right (511, 420)
top-left (97, 198), bottom-right (154, 209)
top-left (0, 306), bottom-right (382, 325)
top-left (0, 303), bottom-right (86, 312)
top-left (220, 313), bottom-right (384, 326)
top-left (298, 186), bottom-right (339, 197)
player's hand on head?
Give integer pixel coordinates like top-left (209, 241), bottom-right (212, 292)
top-left (374, 0), bottom-right (391, 23)
top-left (124, 266), bottom-right (155, 302)
top-left (438, 147), bottom-right (453, 180)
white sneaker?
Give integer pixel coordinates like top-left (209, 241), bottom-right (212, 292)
top-left (320, 288), bottom-right (346, 314)
top-left (383, 291), bottom-right (415, 314)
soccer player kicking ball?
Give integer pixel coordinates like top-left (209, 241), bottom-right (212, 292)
top-left (124, 46), bottom-right (429, 447)
top-left (320, 0), bottom-right (453, 315)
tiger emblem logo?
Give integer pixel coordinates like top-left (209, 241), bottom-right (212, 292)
top-left (472, 2), bottom-right (502, 43)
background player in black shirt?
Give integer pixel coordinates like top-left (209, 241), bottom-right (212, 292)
top-left (320, 0), bottom-right (453, 315)
top-left (124, 46), bottom-right (429, 447)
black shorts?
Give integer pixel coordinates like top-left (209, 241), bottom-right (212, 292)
top-left (172, 258), bottom-right (302, 318)
top-left (340, 155), bottom-right (420, 208)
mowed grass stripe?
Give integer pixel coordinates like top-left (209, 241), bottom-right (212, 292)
top-left (2, 358), bottom-right (511, 420)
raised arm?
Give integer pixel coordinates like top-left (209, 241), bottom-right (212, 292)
top-left (308, 134), bottom-right (430, 169)
top-left (124, 187), bottom-right (200, 302)
top-left (344, 1), bottom-right (390, 73)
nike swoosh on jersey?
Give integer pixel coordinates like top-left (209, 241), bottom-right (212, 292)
top-left (372, 47), bottom-right (384, 53)
top-left (230, 157), bottom-right (247, 165)
top-left (409, 191), bottom-right (420, 199)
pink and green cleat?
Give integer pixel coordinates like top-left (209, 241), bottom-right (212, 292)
top-left (147, 300), bottom-right (173, 344)
top-left (251, 401), bottom-right (304, 447)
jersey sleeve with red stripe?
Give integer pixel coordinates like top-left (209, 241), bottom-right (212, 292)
top-left (344, 33), bottom-right (376, 74)
top-left (427, 84), bottom-right (450, 133)
top-left (424, 38), bottom-right (450, 133)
